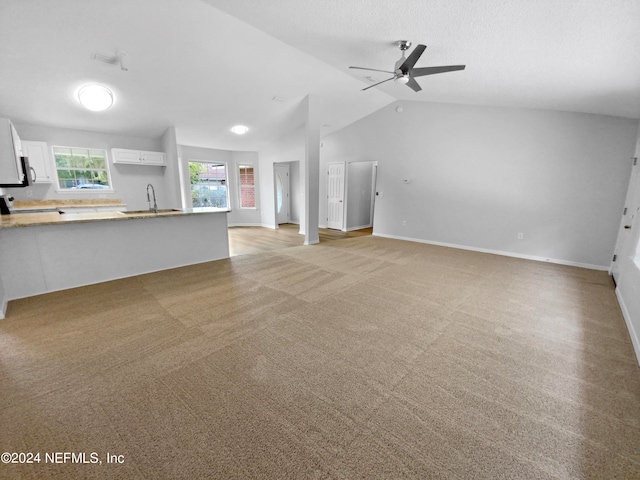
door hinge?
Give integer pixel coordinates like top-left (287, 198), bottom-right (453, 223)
top-left (624, 207), bottom-right (628, 215)
top-left (634, 157), bottom-right (638, 166)
top-left (612, 254), bottom-right (617, 262)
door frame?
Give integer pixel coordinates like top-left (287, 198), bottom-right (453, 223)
top-left (611, 155), bottom-right (640, 365)
top-left (370, 163), bottom-right (378, 230)
top-left (611, 157), bottom-right (640, 282)
top-left (274, 163), bottom-right (290, 226)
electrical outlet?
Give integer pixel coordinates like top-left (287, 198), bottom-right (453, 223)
top-left (26, 189), bottom-right (33, 197)
top-left (402, 220), bottom-right (407, 226)
top-left (517, 232), bottom-right (524, 240)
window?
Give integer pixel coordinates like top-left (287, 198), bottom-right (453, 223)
top-left (53, 146), bottom-right (112, 190)
top-left (238, 164), bottom-right (255, 208)
top-left (189, 161), bottom-right (227, 208)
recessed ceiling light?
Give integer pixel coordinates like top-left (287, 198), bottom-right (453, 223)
top-left (78, 84), bottom-right (114, 111)
top-left (230, 125), bottom-right (249, 135)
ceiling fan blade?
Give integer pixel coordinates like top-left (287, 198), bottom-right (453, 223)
top-left (361, 76), bottom-right (396, 91)
top-left (398, 44), bottom-right (426, 73)
top-left (411, 65), bottom-right (466, 77)
top-left (349, 66), bottom-right (396, 74)
top-left (405, 76), bottom-right (422, 92)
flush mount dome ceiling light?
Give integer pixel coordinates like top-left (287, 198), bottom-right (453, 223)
top-left (230, 125), bottom-right (249, 135)
top-left (77, 84), bottom-right (114, 111)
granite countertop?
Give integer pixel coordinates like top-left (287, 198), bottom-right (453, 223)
top-left (0, 207), bottom-right (229, 228)
top-left (12, 198), bottom-right (127, 212)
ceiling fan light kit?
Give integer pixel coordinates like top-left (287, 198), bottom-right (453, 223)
top-left (349, 40), bottom-right (465, 92)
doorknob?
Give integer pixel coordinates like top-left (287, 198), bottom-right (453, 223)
top-left (625, 225), bottom-right (632, 229)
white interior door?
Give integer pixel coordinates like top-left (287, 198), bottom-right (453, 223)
top-left (327, 162), bottom-right (345, 230)
top-left (275, 164), bottom-right (290, 225)
top-left (612, 158), bottom-right (640, 282)
top-left (612, 152), bottom-right (640, 365)
top-left (370, 164), bottom-right (378, 228)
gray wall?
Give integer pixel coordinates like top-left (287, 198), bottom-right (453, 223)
top-left (231, 151), bottom-right (261, 226)
top-left (178, 145), bottom-right (261, 226)
top-left (259, 125), bottom-right (305, 228)
top-left (322, 101), bottom-right (638, 268)
top-left (9, 123), bottom-right (166, 211)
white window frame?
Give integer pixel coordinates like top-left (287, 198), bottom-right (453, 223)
top-left (237, 163), bottom-right (256, 209)
top-left (52, 145), bottom-right (114, 193)
top-left (188, 160), bottom-right (228, 209)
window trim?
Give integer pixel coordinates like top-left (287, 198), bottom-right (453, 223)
top-left (52, 145), bottom-right (114, 193)
top-left (237, 163), bottom-right (256, 210)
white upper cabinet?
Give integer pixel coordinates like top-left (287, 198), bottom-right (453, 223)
top-left (22, 141), bottom-right (52, 183)
top-left (0, 118), bottom-right (25, 185)
top-left (140, 151), bottom-right (165, 165)
top-left (112, 148), bottom-right (166, 166)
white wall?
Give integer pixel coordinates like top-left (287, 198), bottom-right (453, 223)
top-left (322, 101), bottom-right (638, 268)
top-left (258, 125), bottom-right (305, 228)
top-left (231, 151), bottom-right (261, 226)
top-left (161, 127), bottom-right (182, 209)
top-left (256, 95), bottom-right (320, 244)
top-left (178, 145), bottom-right (261, 226)
top-left (8, 123), bottom-right (167, 210)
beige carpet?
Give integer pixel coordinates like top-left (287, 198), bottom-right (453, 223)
top-left (1, 235), bottom-right (639, 479)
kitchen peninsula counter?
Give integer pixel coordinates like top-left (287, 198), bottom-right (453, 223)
top-left (0, 207), bottom-right (228, 228)
top-left (10, 198), bottom-right (128, 214)
top-left (0, 207), bottom-right (230, 318)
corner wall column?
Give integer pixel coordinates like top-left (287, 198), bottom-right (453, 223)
top-left (304, 95), bottom-right (320, 245)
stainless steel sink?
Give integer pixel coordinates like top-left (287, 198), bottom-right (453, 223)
top-left (117, 209), bottom-right (182, 215)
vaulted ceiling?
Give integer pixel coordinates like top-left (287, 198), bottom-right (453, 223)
top-left (1, 0), bottom-right (638, 151)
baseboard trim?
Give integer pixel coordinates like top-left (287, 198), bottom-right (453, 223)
top-left (615, 288), bottom-right (640, 366)
top-left (227, 222), bottom-right (264, 228)
top-left (372, 233), bottom-right (609, 271)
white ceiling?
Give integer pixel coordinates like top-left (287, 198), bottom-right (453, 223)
top-left (1, 0), bottom-right (639, 151)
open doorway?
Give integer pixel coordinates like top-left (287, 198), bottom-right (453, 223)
top-left (345, 161), bottom-right (377, 232)
top-left (324, 161), bottom-right (376, 234)
top-left (275, 163), bottom-right (290, 225)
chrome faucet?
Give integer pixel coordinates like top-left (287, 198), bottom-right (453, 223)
top-left (146, 183), bottom-right (158, 213)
